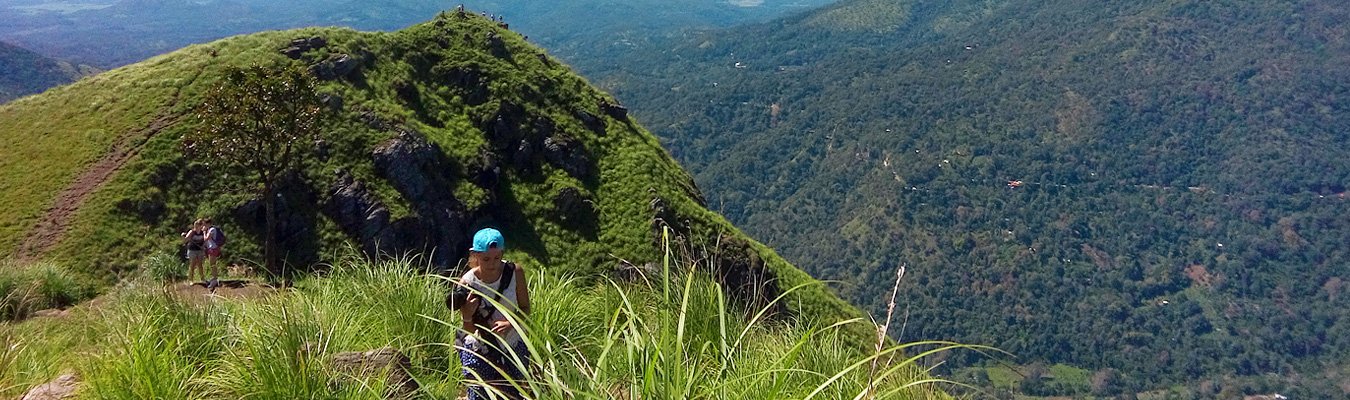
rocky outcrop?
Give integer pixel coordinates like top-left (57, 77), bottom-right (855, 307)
top-left (320, 93), bottom-right (344, 112)
top-left (484, 32), bottom-right (509, 58)
top-left (358, 110), bottom-right (393, 131)
top-left (648, 190), bottom-right (781, 314)
top-left (324, 171), bottom-right (399, 261)
top-left (21, 373), bottom-right (78, 400)
top-left (573, 108), bottom-right (605, 134)
top-left (433, 64), bottom-right (489, 105)
top-left (330, 347), bottom-right (418, 399)
top-left (467, 149), bottom-right (501, 189)
top-left (483, 102), bottom-right (526, 151)
top-left (710, 235), bottom-right (783, 314)
top-left (600, 101), bottom-right (628, 120)
top-left (310, 53), bottom-right (359, 81)
top-left (280, 36), bottom-right (327, 59)
top-left (370, 130), bottom-right (473, 268)
top-left (552, 186), bottom-right (593, 223)
top-left (508, 138), bottom-right (536, 173)
top-left (541, 134), bottom-right (591, 179)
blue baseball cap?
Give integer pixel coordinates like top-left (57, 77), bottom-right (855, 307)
top-left (470, 228), bottom-right (505, 252)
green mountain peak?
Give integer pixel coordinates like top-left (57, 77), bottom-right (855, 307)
top-left (0, 13), bottom-right (862, 329)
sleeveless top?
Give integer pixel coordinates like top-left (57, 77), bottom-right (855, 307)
top-left (460, 262), bottom-right (522, 347)
top-left (186, 231), bottom-right (205, 251)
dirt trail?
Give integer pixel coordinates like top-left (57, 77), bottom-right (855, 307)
top-left (14, 62), bottom-right (206, 262)
top-left (14, 115), bottom-right (177, 262)
top-left (167, 280), bottom-right (279, 303)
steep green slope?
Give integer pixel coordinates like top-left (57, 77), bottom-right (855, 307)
top-left (0, 12), bottom-right (865, 334)
top-left (0, 41), bottom-right (95, 103)
top-left (587, 0), bottom-right (1350, 397)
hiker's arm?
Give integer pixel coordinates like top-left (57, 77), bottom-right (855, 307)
top-left (516, 264), bottom-right (530, 315)
top-left (458, 279), bottom-right (479, 334)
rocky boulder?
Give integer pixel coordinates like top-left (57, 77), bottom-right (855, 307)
top-left (310, 53), bottom-right (359, 81)
top-left (600, 101), bottom-right (628, 120)
top-left (330, 347), bottom-right (418, 399)
top-left (484, 31), bottom-right (509, 58)
top-left (574, 108), bottom-right (605, 134)
top-left (552, 186), bottom-right (593, 223)
top-left (542, 134), bottom-right (591, 179)
top-left (280, 36), bottom-right (327, 59)
top-left (21, 373), bottom-right (78, 400)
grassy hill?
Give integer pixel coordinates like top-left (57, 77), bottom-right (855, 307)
top-left (584, 0), bottom-right (1350, 397)
top-left (0, 11), bottom-right (959, 399)
top-left (0, 41), bottom-right (96, 103)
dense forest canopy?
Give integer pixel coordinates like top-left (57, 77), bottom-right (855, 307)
top-left (582, 0), bottom-right (1350, 397)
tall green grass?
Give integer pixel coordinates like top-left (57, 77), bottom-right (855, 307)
top-left (0, 252), bottom-right (977, 399)
top-left (0, 260), bottom-right (95, 320)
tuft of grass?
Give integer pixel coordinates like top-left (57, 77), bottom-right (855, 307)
top-left (138, 250), bottom-right (185, 284)
top-left (0, 260), bottom-right (95, 320)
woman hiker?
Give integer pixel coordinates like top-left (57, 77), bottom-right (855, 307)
top-left (182, 218), bottom-right (207, 285)
top-left (204, 218), bottom-right (225, 289)
top-left (453, 228), bottom-right (532, 400)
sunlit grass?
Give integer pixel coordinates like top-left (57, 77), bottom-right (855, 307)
top-left (0, 249), bottom-right (977, 399)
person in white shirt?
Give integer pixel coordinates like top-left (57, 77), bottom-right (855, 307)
top-left (453, 227), bottom-right (531, 400)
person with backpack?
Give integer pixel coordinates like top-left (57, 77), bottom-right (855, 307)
top-left (449, 228), bottom-right (532, 400)
top-left (204, 218), bottom-right (226, 289)
top-left (182, 218), bottom-right (208, 284)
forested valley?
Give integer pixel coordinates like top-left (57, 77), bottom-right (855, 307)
top-left (581, 0), bottom-right (1350, 397)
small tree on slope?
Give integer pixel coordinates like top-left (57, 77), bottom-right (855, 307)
top-left (188, 63), bottom-right (327, 281)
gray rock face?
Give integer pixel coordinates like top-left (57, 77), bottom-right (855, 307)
top-left (542, 135), bottom-right (591, 179)
top-left (509, 139), bottom-right (536, 173)
top-left (601, 101), bottom-right (628, 120)
top-left (330, 347), bottom-right (418, 399)
top-left (21, 373), bottom-right (78, 400)
top-left (574, 108), bottom-right (605, 134)
top-left (370, 130), bottom-right (472, 268)
top-left (484, 32), bottom-right (509, 58)
top-left (434, 63), bottom-right (489, 105)
top-left (469, 149), bottom-right (501, 189)
top-left (552, 186), bottom-right (592, 222)
top-left (280, 36), bottom-right (327, 59)
top-left (311, 54), bottom-right (358, 81)
top-left (324, 171), bottom-right (398, 260)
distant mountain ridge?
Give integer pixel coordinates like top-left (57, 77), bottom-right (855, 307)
top-left (0, 0), bottom-right (832, 69)
top-left (585, 0), bottom-right (1350, 397)
top-left (0, 41), bottom-right (95, 103)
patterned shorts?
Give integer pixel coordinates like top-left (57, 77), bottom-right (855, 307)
top-left (459, 340), bottom-right (530, 400)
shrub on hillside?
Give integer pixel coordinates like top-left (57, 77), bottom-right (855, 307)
top-left (0, 261), bottom-right (94, 320)
top-left (139, 250), bottom-right (184, 283)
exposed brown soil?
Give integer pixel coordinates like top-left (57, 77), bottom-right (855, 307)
top-left (14, 115), bottom-right (177, 261)
top-left (167, 280), bottom-right (279, 304)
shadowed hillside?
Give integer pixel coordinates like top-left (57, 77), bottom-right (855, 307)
top-left (0, 41), bottom-right (96, 103)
